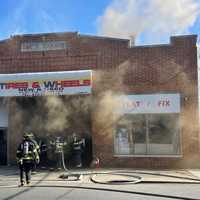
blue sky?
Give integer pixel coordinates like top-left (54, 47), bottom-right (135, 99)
top-left (0, 0), bottom-right (200, 45)
top-left (0, 0), bottom-right (109, 38)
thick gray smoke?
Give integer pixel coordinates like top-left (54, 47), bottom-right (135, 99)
top-left (44, 96), bottom-right (69, 133)
top-left (12, 63), bottom-right (130, 140)
top-left (12, 95), bottom-right (92, 139)
top-left (93, 91), bottom-right (122, 138)
top-left (97, 0), bottom-right (200, 44)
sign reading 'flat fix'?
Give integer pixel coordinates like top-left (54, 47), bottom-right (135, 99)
top-left (117, 94), bottom-right (180, 114)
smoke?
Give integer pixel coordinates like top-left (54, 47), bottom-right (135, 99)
top-left (9, 64), bottom-right (130, 157)
top-left (93, 91), bottom-right (122, 139)
top-left (92, 61), bottom-right (133, 143)
top-left (44, 96), bottom-right (69, 134)
top-left (162, 60), bottom-right (200, 167)
top-left (97, 0), bottom-right (200, 44)
top-left (10, 95), bottom-right (92, 140)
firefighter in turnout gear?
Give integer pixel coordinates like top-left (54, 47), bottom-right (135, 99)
top-left (16, 132), bottom-right (40, 186)
top-left (28, 132), bottom-right (40, 173)
top-left (72, 133), bottom-right (85, 168)
top-left (50, 136), bottom-right (67, 170)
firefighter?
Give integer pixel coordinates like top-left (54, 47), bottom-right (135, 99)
top-left (28, 132), bottom-right (40, 154)
top-left (72, 133), bottom-right (85, 168)
top-left (16, 132), bottom-right (40, 186)
top-left (27, 132), bottom-right (40, 173)
top-left (50, 136), bottom-right (67, 170)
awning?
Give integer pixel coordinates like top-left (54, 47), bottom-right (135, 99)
top-left (0, 70), bottom-right (92, 97)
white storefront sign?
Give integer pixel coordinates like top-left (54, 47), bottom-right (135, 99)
top-left (117, 94), bottom-right (180, 114)
top-left (21, 41), bottom-right (67, 52)
top-left (0, 70), bottom-right (92, 97)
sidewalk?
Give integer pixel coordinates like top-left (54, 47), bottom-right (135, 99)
top-left (186, 169), bottom-right (200, 179)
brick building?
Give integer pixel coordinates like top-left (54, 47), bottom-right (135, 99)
top-left (0, 32), bottom-right (199, 168)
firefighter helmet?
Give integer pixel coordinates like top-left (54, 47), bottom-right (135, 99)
top-left (23, 132), bottom-right (33, 139)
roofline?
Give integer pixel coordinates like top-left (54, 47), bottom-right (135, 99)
top-left (11, 31), bottom-right (78, 38)
top-left (0, 38), bottom-right (11, 43)
top-left (130, 44), bottom-right (171, 48)
top-left (0, 32), bottom-right (198, 46)
top-left (3, 31), bottom-right (130, 42)
top-left (170, 34), bottom-right (198, 39)
top-left (130, 34), bottom-right (198, 48)
top-left (79, 34), bottom-right (130, 42)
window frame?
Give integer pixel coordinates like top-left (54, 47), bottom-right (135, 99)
top-left (113, 113), bottom-right (182, 157)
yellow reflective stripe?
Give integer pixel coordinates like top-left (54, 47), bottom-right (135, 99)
top-left (23, 157), bottom-right (33, 160)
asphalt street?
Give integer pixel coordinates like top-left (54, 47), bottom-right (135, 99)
top-left (0, 167), bottom-right (200, 200)
top-left (1, 183), bottom-right (200, 200)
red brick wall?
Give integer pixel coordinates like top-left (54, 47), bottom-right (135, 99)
top-left (91, 35), bottom-right (199, 168)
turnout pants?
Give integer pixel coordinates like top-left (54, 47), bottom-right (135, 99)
top-left (73, 150), bottom-right (82, 167)
top-left (19, 162), bottom-right (33, 184)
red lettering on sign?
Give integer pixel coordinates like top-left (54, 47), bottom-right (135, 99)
top-left (32, 82), bottom-right (40, 88)
top-left (16, 82), bottom-right (28, 89)
top-left (6, 83), bottom-right (14, 89)
top-left (61, 80), bottom-right (78, 87)
top-left (82, 80), bottom-right (91, 86)
top-left (6, 82), bottom-right (28, 89)
top-left (60, 79), bottom-right (91, 87)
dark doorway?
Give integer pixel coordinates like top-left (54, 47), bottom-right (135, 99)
top-left (82, 134), bottom-right (93, 167)
top-left (0, 129), bottom-right (7, 165)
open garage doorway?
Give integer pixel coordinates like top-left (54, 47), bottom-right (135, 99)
top-left (14, 95), bottom-right (93, 168)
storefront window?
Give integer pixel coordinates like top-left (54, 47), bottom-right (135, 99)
top-left (115, 125), bottom-right (130, 155)
top-left (114, 114), bottom-right (180, 156)
top-left (131, 115), bottom-right (146, 155)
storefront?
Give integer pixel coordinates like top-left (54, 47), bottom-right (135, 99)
top-left (114, 94), bottom-right (180, 156)
top-left (0, 70), bottom-right (93, 166)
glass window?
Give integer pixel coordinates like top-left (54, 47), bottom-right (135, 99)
top-left (131, 115), bottom-right (146, 154)
top-left (148, 114), bottom-right (180, 155)
top-left (115, 125), bottom-right (130, 155)
top-left (114, 114), bottom-right (180, 156)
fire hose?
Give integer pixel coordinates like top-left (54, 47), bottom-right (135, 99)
top-left (61, 151), bottom-right (68, 171)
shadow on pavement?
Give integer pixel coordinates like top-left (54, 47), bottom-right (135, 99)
top-left (1, 171), bottom-right (51, 200)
